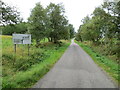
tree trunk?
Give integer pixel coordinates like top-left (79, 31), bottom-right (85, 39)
top-left (54, 37), bottom-right (58, 43)
top-left (50, 37), bottom-right (53, 42)
top-left (48, 37), bottom-right (51, 42)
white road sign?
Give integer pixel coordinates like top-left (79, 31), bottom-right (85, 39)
top-left (13, 34), bottom-right (31, 44)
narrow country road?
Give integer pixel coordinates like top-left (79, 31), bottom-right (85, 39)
top-left (33, 39), bottom-right (117, 88)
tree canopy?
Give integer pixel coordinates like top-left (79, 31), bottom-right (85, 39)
top-left (76, 0), bottom-right (120, 59)
top-left (28, 2), bottom-right (75, 45)
top-left (2, 1), bottom-right (75, 43)
top-left (1, 0), bottom-right (22, 26)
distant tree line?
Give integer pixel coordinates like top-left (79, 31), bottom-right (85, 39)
top-left (76, 0), bottom-right (120, 60)
top-left (1, 1), bottom-right (75, 44)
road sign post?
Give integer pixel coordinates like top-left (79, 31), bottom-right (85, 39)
top-left (12, 34), bottom-right (31, 56)
top-left (14, 44), bottom-right (16, 53)
top-left (28, 44), bottom-right (30, 56)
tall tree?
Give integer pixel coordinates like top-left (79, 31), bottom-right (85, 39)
top-left (68, 24), bottom-right (75, 39)
top-left (46, 3), bottom-right (69, 43)
top-left (1, 0), bottom-right (21, 26)
top-left (28, 2), bottom-right (47, 46)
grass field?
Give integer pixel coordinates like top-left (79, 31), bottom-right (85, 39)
top-left (1, 35), bottom-right (70, 88)
top-left (75, 41), bottom-right (119, 85)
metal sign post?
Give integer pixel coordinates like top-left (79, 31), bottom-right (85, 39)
top-left (13, 44), bottom-right (16, 65)
top-left (28, 44), bottom-right (30, 56)
top-left (14, 44), bottom-right (16, 53)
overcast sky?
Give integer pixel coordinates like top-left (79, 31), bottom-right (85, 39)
top-left (3, 0), bottom-right (103, 31)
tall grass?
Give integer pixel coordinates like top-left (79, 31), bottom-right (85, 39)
top-left (2, 35), bottom-right (70, 88)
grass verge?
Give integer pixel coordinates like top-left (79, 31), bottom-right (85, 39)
top-left (2, 35), bottom-right (70, 88)
top-left (75, 41), bottom-right (119, 86)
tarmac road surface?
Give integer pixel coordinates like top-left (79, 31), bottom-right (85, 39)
top-left (33, 39), bottom-right (117, 88)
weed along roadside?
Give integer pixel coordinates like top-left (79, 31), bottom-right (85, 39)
top-left (2, 35), bottom-right (70, 88)
top-left (75, 40), bottom-right (119, 86)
